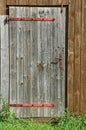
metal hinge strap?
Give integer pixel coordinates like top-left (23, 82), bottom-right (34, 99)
top-left (6, 17), bottom-right (55, 21)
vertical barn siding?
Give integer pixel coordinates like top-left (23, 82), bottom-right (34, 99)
top-left (0, 16), bottom-right (9, 102)
top-left (9, 7), bottom-right (17, 115)
top-left (67, 0), bottom-right (75, 112)
top-left (81, 0), bottom-right (86, 113)
top-left (0, 0), bottom-right (86, 114)
top-left (74, 0), bottom-right (81, 113)
top-left (0, 0), bottom-right (6, 15)
top-left (68, 0), bottom-right (82, 114)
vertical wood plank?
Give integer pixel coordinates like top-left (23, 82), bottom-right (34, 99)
top-left (81, 0), bottom-right (86, 113)
top-left (46, 8), bottom-right (53, 117)
top-left (74, 0), bottom-right (81, 113)
top-left (0, 0), bottom-right (6, 15)
top-left (16, 7), bottom-right (24, 117)
top-left (37, 7), bottom-right (43, 117)
top-left (25, 7), bottom-right (32, 117)
top-left (50, 8), bottom-right (55, 117)
top-left (53, 7), bottom-right (59, 116)
top-left (23, 7), bottom-right (30, 117)
top-left (43, 8), bottom-right (48, 117)
top-left (81, 8), bottom-right (86, 51)
top-left (22, 7), bottom-right (28, 118)
top-left (31, 7), bottom-right (38, 117)
top-left (58, 7), bottom-right (66, 115)
top-left (67, 0), bottom-right (75, 112)
top-left (81, 52), bottom-right (86, 113)
top-left (9, 7), bottom-right (17, 114)
top-left (0, 16), bottom-right (9, 102)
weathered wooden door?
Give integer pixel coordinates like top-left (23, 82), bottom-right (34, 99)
top-left (9, 7), bottom-right (66, 117)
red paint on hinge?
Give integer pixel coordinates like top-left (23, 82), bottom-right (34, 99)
top-left (6, 17), bottom-right (55, 21)
top-left (9, 104), bottom-right (55, 107)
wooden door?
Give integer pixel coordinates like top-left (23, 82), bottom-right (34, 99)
top-left (9, 7), bottom-right (67, 117)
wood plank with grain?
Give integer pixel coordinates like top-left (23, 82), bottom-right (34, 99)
top-left (9, 7), bottom-right (17, 114)
top-left (81, 0), bottom-right (85, 113)
top-left (67, 0), bottom-right (75, 112)
top-left (73, 0), bottom-right (81, 114)
top-left (37, 7), bottom-right (44, 117)
top-left (81, 52), bottom-right (86, 113)
top-left (0, 16), bottom-right (9, 103)
top-left (16, 7), bottom-right (24, 117)
top-left (0, 0), bottom-right (6, 14)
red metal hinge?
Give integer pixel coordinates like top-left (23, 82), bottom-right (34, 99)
top-left (6, 17), bottom-right (55, 21)
top-left (9, 104), bottom-right (55, 107)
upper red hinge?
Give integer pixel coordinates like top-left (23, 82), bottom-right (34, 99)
top-left (6, 17), bottom-right (56, 21)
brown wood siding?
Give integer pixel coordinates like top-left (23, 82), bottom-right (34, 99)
top-left (81, 0), bottom-right (86, 113)
top-left (67, 0), bottom-right (75, 112)
top-left (0, 0), bottom-right (86, 114)
top-left (7, 0), bottom-right (68, 5)
top-left (74, 0), bottom-right (81, 113)
top-left (0, 0), bottom-right (6, 15)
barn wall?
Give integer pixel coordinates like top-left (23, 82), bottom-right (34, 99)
top-left (0, 0), bottom-right (85, 114)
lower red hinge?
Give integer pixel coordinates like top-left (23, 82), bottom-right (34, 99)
top-left (9, 103), bottom-right (55, 107)
top-left (6, 17), bottom-right (55, 21)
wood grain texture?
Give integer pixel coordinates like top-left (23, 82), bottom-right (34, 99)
top-left (0, 0), bottom-right (6, 15)
top-left (81, 7), bottom-right (86, 51)
top-left (9, 7), bottom-right (17, 115)
top-left (0, 0), bottom-right (85, 115)
top-left (73, 0), bottom-right (81, 114)
top-left (6, 0), bottom-right (68, 5)
top-left (67, 0), bottom-right (75, 112)
top-left (28, 0), bottom-right (37, 5)
top-left (81, 1), bottom-right (86, 113)
top-left (81, 52), bottom-right (86, 113)
top-left (16, 7), bottom-right (24, 117)
top-left (8, 6), bottom-right (66, 117)
top-left (0, 16), bottom-right (9, 102)
top-left (52, 0), bottom-right (68, 5)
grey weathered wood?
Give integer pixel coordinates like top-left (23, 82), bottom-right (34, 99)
top-left (45, 8), bottom-right (52, 117)
top-left (37, 7), bottom-right (43, 117)
top-left (0, 16), bottom-right (9, 103)
top-left (23, 7), bottom-right (30, 118)
top-left (32, 7), bottom-right (38, 117)
top-left (61, 8), bottom-right (66, 115)
top-left (9, 7), bottom-right (17, 115)
top-left (26, 7), bottom-right (32, 117)
top-left (58, 8), bottom-right (66, 116)
top-left (50, 8), bottom-right (55, 117)
top-left (8, 7), bottom-right (66, 117)
top-left (52, 8), bottom-right (58, 117)
top-left (16, 7), bottom-right (24, 117)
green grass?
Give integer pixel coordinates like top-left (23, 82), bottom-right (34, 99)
top-left (0, 111), bottom-right (86, 130)
top-left (0, 98), bottom-right (86, 130)
top-left (53, 111), bottom-right (86, 130)
top-left (0, 120), bottom-right (55, 130)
